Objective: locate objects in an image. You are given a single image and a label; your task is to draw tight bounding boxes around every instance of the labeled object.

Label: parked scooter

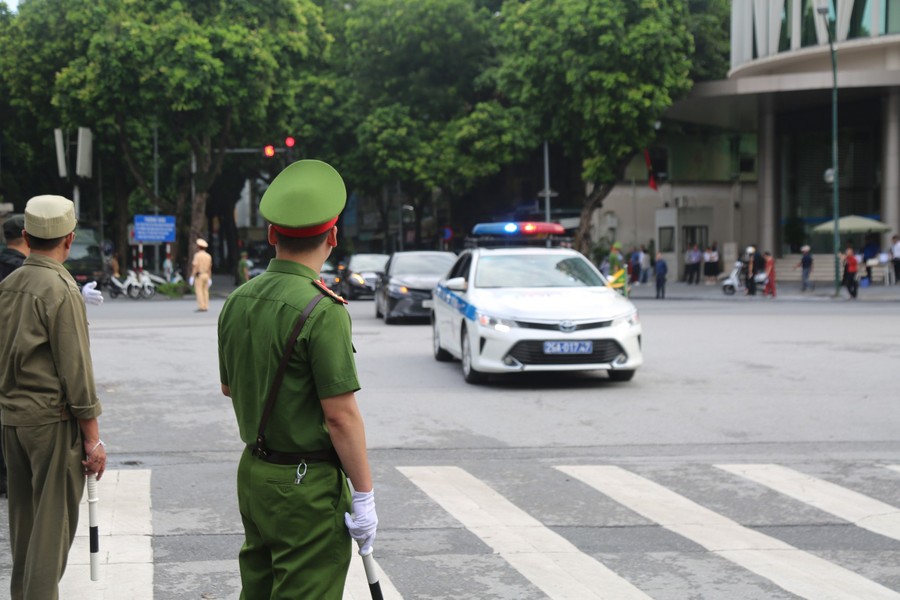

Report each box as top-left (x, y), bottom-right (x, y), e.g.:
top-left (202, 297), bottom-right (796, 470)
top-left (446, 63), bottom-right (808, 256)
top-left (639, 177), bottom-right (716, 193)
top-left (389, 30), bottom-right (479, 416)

top-left (104, 270), bottom-right (141, 299)
top-left (722, 260), bottom-right (766, 295)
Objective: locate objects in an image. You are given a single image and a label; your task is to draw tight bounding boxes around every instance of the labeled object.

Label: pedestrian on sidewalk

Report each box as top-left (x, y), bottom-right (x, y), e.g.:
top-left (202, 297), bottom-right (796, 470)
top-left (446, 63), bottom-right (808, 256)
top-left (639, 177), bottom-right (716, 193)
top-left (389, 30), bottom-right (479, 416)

top-left (0, 196), bottom-right (106, 600)
top-left (654, 252), bottom-right (668, 299)
top-left (796, 245), bottom-right (814, 291)
top-left (841, 246), bottom-right (859, 299)
top-left (762, 251), bottom-right (777, 298)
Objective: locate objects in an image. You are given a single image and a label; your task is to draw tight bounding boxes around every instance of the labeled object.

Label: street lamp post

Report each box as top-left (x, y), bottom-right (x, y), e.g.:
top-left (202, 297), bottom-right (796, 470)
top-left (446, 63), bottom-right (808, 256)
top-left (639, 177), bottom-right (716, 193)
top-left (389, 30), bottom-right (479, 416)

top-left (817, 4), bottom-right (841, 295)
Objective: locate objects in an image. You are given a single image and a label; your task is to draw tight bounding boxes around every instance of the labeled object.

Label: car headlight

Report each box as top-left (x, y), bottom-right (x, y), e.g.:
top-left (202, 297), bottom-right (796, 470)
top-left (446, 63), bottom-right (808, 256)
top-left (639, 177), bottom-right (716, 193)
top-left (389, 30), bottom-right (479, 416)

top-left (476, 311), bottom-right (517, 333)
top-left (350, 273), bottom-right (366, 285)
top-left (611, 310), bottom-right (640, 328)
top-left (388, 282), bottom-right (409, 295)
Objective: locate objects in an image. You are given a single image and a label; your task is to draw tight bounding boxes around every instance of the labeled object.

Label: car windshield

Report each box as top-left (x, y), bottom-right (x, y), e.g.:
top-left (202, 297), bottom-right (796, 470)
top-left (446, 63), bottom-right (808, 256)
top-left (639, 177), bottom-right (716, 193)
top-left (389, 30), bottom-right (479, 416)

top-left (393, 254), bottom-right (455, 276)
top-left (350, 255), bottom-right (388, 271)
top-left (474, 254), bottom-right (605, 288)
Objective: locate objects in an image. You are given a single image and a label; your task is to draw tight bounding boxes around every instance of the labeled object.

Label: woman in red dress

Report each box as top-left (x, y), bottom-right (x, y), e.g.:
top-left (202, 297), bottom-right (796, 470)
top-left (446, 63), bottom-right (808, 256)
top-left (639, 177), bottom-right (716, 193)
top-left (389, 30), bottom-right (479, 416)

top-left (763, 251), bottom-right (776, 297)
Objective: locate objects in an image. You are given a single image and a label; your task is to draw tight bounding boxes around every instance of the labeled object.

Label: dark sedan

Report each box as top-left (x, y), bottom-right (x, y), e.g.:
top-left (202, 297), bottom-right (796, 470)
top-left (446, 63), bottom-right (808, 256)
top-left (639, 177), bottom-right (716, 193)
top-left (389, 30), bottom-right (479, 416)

top-left (336, 253), bottom-right (389, 300)
top-left (374, 251), bottom-right (456, 323)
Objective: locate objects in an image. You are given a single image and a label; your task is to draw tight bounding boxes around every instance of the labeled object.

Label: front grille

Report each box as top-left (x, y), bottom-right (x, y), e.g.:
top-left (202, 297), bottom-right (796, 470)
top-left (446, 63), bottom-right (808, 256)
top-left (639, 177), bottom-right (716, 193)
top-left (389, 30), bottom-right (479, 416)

top-left (507, 339), bottom-right (625, 365)
top-left (516, 320), bottom-right (612, 331)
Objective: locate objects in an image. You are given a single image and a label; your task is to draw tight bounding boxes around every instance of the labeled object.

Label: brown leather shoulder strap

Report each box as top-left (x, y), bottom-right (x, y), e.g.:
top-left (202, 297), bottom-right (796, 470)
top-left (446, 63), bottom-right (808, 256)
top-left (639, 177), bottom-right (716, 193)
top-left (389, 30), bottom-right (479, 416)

top-left (253, 294), bottom-right (327, 457)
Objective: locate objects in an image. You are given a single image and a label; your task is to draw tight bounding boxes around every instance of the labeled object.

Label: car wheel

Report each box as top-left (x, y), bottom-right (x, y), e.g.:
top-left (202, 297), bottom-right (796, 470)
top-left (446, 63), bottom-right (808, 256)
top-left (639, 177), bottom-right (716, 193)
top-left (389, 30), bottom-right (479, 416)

top-left (432, 317), bottom-right (452, 362)
top-left (608, 369), bottom-right (636, 382)
top-left (461, 327), bottom-right (486, 384)
top-left (375, 297), bottom-right (383, 318)
top-left (723, 284), bottom-right (735, 295)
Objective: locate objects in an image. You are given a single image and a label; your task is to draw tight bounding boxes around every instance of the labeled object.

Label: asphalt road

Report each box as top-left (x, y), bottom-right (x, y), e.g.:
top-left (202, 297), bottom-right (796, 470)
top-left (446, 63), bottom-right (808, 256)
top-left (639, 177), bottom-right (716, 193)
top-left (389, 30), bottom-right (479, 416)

top-left (2, 292), bottom-right (899, 599)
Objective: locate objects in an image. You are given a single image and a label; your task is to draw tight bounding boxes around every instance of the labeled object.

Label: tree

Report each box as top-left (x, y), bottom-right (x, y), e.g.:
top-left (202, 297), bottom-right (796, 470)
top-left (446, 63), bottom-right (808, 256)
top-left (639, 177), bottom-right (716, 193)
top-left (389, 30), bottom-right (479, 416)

top-left (30, 0), bottom-right (331, 266)
top-left (338, 0), bottom-right (534, 247)
top-left (495, 0), bottom-right (694, 255)
top-left (687, 0), bottom-right (730, 82)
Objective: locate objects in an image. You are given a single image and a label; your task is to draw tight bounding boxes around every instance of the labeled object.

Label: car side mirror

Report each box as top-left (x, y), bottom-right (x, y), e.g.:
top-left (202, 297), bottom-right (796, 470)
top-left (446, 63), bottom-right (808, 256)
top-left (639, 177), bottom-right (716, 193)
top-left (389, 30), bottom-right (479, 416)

top-left (446, 276), bottom-right (467, 291)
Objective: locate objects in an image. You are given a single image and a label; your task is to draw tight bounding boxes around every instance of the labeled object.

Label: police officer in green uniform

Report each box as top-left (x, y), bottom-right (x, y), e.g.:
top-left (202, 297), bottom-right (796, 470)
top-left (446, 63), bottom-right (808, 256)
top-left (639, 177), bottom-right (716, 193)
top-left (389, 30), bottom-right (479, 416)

top-left (0, 195), bottom-right (107, 600)
top-left (218, 160), bottom-right (377, 600)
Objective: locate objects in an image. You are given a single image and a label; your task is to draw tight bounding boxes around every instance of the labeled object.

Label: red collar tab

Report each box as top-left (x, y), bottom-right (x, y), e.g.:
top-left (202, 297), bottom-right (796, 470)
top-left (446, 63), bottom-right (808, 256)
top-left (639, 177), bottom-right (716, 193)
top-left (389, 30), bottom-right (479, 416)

top-left (272, 216), bottom-right (339, 238)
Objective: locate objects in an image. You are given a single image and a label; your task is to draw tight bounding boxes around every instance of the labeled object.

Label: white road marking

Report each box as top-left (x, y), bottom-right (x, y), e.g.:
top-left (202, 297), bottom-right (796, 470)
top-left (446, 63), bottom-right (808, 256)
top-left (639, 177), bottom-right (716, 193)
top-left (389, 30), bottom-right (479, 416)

top-left (343, 551), bottom-right (403, 599)
top-left (558, 465), bottom-right (900, 600)
top-left (61, 469), bottom-right (154, 600)
top-left (398, 465), bottom-right (651, 600)
top-left (885, 465), bottom-right (900, 475)
top-left (718, 463), bottom-right (900, 542)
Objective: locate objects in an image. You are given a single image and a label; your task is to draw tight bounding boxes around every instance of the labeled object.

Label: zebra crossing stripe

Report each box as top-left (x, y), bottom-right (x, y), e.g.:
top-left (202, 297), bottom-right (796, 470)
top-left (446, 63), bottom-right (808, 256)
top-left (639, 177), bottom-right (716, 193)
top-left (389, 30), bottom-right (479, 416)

top-left (717, 464), bottom-right (900, 542)
top-left (60, 469), bottom-right (154, 599)
top-left (399, 466), bottom-right (651, 600)
top-left (885, 465), bottom-right (900, 475)
top-left (344, 550), bottom-right (403, 600)
top-left (557, 465), bottom-right (900, 600)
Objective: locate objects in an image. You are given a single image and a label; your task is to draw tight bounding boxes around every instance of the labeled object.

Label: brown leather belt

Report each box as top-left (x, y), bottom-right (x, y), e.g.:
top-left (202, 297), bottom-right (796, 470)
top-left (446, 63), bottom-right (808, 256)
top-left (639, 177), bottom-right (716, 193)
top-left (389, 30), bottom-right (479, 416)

top-left (247, 445), bottom-right (338, 466)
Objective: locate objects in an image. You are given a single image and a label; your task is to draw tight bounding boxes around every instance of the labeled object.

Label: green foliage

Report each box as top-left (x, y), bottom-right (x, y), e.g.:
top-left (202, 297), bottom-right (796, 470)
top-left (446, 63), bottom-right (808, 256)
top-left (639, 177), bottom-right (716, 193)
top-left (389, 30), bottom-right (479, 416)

top-left (687, 0), bottom-right (730, 82)
top-left (495, 0), bottom-right (694, 186)
top-left (156, 281), bottom-right (191, 298)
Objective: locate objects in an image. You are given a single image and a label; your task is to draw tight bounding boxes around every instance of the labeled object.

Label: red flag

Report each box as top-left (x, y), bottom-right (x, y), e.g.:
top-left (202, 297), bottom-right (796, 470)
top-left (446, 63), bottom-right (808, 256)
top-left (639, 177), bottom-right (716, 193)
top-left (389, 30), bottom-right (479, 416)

top-left (644, 149), bottom-right (658, 191)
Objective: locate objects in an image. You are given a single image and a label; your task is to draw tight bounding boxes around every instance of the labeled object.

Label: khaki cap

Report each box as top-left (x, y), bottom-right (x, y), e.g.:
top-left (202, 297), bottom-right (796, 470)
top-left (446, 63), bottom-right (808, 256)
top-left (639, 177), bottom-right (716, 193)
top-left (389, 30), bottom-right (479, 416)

top-left (260, 160), bottom-right (346, 237)
top-left (196, 239), bottom-right (209, 248)
top-left (25, 195), bottom-right (77, 239)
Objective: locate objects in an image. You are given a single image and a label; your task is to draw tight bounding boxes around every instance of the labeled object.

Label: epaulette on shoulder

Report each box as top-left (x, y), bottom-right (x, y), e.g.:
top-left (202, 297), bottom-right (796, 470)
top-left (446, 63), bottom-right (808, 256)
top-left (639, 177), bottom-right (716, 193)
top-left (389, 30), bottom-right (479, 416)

top-left (312, 279), bottom-right (348, 304)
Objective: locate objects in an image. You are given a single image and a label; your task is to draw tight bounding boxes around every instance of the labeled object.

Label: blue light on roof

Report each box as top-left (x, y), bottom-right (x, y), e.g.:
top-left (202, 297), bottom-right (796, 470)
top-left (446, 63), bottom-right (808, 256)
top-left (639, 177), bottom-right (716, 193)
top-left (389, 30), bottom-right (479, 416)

top-left (503, 222), bottom-right (518, 233)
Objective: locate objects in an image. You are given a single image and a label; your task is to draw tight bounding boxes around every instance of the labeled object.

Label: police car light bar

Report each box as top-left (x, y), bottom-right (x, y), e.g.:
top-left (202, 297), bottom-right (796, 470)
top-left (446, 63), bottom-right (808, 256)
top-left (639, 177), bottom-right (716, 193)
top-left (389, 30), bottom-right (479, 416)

top-left (471, 222), bottom-right (566, 236)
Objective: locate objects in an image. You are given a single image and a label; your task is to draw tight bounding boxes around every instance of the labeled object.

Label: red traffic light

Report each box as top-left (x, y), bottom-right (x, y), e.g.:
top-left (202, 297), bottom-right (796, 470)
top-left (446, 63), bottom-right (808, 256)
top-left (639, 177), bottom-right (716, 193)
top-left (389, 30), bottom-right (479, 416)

top-left (263, 145), bottom-right (276, 157)
top-left (284, 136), bottom-right (296, 148)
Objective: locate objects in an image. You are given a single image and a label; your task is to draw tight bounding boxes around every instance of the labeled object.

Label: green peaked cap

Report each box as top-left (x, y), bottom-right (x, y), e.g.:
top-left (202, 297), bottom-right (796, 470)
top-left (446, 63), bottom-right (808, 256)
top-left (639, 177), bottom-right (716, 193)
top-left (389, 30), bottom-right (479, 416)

top-left (259, 160), bottom-right (347, 229)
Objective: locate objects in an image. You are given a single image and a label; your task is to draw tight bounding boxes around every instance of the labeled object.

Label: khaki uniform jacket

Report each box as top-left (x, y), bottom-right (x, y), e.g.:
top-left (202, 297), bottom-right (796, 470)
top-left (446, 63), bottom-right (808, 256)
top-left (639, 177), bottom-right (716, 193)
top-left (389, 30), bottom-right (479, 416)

top-left (0, 254), bottom-right (102, 426)
top-left (192, 250), bottom-right (212, 278)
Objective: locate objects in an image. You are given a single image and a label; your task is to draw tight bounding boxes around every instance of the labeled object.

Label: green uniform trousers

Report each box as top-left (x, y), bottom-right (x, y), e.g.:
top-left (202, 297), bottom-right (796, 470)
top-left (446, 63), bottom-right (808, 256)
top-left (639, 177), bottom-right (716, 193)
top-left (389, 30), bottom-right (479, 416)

top-left (2, 420), bottom-right (84, 600)
top-left (237, 449), bottom-right (352, 600)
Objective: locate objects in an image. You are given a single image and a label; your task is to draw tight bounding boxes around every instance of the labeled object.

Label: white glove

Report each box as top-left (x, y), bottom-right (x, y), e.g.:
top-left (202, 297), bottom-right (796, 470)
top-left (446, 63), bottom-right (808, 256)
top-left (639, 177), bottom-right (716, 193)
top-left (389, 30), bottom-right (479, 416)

top-left (207, 278), bottom-right (212, 288)
top-left (82, 281), bottom-right (104, 306)
top-left (344, 489), bottom-right (377, 555)
top-left (189, 276), bottom-right (195, 286)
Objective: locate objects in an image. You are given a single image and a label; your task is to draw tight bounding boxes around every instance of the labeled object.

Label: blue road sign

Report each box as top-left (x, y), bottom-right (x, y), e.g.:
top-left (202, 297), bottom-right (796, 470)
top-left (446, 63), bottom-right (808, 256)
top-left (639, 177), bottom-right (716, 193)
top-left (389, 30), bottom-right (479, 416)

top-left (134, 215), bottom-right (176, 243)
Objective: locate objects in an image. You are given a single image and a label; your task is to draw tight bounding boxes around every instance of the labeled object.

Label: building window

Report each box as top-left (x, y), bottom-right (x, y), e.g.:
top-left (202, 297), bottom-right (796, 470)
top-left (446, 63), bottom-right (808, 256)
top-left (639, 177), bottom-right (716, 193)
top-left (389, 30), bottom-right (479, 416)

top-left (886, 0), bottom-right (900, 33)
top-left (681, 226), bottom-right (709, 253)
top-left (658, 227), bottom-right (674, 253)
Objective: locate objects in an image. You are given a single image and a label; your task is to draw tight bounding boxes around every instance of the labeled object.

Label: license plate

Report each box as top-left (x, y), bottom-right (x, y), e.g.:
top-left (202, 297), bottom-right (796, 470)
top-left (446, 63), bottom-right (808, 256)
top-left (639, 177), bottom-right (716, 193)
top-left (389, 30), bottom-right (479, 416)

top-left (543, 341), bottom-right (593, 354)
top-left (422, 299), bottom-right (433, 308)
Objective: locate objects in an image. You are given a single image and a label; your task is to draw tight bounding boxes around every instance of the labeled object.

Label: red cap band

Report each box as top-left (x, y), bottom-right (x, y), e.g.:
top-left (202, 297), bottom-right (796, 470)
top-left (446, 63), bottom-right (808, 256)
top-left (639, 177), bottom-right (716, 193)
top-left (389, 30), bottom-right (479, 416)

top-left (271, 216), bottom-right (338, 238)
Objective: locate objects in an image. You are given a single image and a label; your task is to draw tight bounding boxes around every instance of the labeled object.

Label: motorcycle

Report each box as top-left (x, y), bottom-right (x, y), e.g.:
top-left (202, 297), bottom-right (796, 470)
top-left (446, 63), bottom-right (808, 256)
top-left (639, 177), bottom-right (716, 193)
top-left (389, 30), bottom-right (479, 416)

top-left (722, 260), bottom-right (767, 295)
top-left (104, 270), bottom-right (141, 299)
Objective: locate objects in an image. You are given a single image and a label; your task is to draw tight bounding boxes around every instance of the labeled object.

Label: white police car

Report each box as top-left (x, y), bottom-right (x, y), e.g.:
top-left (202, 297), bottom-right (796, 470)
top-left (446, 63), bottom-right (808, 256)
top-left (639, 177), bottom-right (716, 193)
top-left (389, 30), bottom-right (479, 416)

top-left (431, 222), bottom-right (642, 384)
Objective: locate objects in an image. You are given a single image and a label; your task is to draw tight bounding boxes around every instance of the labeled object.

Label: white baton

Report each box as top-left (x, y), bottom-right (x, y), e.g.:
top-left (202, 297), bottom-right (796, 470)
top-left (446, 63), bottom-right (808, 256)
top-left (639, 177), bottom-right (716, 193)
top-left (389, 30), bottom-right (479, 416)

top-left (87, 474), bottom-right (100, 581)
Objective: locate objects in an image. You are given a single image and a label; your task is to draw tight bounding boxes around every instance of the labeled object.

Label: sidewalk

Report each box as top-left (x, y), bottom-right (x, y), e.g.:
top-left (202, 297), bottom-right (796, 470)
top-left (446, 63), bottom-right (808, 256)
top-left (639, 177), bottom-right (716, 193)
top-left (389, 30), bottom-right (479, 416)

top-left (203, 276), bottom-right (900, 303)
top-left (627, 278), bottom-right (900, 302)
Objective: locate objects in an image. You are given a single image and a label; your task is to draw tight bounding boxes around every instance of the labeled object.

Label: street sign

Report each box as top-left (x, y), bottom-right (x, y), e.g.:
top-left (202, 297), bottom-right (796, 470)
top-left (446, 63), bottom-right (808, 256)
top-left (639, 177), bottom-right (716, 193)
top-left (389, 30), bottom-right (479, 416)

top-left (133, 215), bottom-right (176, 243)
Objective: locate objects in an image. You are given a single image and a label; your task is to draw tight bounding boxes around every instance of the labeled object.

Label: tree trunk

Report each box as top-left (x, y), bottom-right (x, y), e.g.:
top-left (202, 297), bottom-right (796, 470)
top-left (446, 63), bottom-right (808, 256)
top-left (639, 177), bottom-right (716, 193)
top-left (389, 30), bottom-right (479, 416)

top-left (574, 183), bottom-right (613, 259)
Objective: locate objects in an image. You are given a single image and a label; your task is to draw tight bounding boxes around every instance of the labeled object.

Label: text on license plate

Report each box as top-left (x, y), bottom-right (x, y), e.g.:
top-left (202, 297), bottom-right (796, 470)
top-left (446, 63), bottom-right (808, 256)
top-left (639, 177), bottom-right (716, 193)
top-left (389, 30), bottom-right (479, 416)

top-left (543, 341), bottom-right (593, 354)
top-left (422, 299), bottom-right (434, 308)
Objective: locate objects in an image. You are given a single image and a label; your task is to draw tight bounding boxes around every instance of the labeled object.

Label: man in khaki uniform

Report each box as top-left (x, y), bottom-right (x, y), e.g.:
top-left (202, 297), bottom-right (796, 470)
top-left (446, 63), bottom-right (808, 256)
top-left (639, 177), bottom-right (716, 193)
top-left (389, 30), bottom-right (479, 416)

top-left (0, 195), bottom-right (107, 600)
top-left (191, 238), bottom-right (213, 311)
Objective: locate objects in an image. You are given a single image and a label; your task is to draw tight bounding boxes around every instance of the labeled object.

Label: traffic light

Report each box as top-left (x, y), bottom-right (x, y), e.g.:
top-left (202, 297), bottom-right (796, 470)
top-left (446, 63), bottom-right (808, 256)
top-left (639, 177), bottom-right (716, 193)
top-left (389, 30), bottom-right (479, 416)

top-left (263, 144), bottom-right (276, 157)
top-left (284, 136), bottom-right (296, 148)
